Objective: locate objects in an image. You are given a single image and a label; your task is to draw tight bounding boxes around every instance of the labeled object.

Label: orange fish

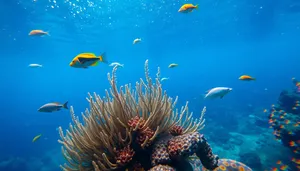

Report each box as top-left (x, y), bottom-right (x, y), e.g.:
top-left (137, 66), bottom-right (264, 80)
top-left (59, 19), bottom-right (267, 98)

top-left (272, 167), bottom-right (278, 171)
top-left (239, 75), bottom-right (256, 81)
top-left (178, 4), bottom-right (198, 13)
top-left (29, 30), bottom-right (49, 36)
top-left (284, 120), bottom-right (290, 124)
top-left (279, 165), bottom-right (288, 170)
top-left (292, 158), bottom-right (300, 164)
top-left (279, 125), bottom-right (285, 129)
top-left (276, 160), bottom-right (282, 165)
top-left (289, 141), bottom-right (296, 147)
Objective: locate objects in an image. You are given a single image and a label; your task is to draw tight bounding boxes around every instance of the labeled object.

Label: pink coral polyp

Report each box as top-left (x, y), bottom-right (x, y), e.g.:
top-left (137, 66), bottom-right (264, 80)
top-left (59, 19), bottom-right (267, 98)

top-left (169, 125), bottom-right (184, 136)
top-left (116, 146), bottom-right (135, 166)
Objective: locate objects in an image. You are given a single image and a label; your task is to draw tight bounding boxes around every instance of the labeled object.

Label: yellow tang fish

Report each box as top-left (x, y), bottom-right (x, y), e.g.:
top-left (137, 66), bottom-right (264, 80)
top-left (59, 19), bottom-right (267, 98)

top-left (178, 4), bottom-right (198, 13)
top-left (70, 53), bottom-right (107, 69)
top-left (32, 134), bottom-right (42, 143)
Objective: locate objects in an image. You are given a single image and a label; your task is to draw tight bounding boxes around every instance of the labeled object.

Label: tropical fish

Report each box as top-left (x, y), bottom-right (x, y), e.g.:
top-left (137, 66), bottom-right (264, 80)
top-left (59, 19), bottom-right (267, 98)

top-left (201, 159), bottom-right (252, 171)
top-left (109, 62), bottom-right (124, 68)
top-left (279, 165), bottom-right (289, 170)
top-left (292, 158), bottom-right (300, 164)
top-left (32, 134), bottom-right (42, 142)
top-left (178, 4), bottom-right (198, 13)
top-left (168, 63), bottom-right (178, 68)
top-left (38, 101), bottom-right (68, 112)
top-left (204, 87), bottom-right (232, 99)
top-left (70, 53), bottom-right (107, 69)
top-left (29, 30), bottom-right (49, 36)
top-left (239, 75), bottom-right (256, 81)
top-left (28, 63), bottom-right (42, 68)
top-left (133, 38), bottom-right (141, 44)
top-left (161, 77), bottom-right (170, 82)
top-left (289, 141), bottom-right (296, 147)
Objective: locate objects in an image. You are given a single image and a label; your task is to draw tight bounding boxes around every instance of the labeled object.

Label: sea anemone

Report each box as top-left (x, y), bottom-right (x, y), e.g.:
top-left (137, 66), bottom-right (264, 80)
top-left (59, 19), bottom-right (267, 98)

top-left (58, 60), bottom-right (218, 171)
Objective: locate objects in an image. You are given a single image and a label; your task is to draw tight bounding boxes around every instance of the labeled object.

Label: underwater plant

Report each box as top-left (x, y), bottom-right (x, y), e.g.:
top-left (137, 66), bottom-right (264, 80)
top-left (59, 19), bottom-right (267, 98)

top-left (58, 60), bottom-right (219, 171)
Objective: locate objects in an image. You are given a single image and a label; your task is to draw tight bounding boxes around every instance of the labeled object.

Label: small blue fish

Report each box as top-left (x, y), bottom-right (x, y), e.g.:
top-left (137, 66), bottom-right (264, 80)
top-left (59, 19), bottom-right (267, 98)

top-left (38, 101), bottom-right (68, 112)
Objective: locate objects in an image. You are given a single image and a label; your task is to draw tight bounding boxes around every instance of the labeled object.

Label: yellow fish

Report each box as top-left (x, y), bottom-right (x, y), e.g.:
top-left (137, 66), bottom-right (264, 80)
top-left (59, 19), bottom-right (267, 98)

top-left (32, 134), bottom-right (42, 142)
top-left (168, 63), bottom-right (178, 68)
top-left (239, 75), bottom-right (256, 81)
top-left (178, 4), bottom-right (198, 13)
top-left (70, 53), bottom-right (107, 68)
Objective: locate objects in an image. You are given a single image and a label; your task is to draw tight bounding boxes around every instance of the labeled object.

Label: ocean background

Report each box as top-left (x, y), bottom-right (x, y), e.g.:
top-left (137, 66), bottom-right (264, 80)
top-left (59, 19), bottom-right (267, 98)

top-left (1, 0), bottom-right (300, 170)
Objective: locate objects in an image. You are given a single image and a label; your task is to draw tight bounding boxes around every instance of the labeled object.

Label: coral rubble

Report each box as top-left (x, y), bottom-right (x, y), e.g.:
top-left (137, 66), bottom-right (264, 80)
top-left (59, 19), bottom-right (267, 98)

top-left (58, 60), bottom-right (218, 171)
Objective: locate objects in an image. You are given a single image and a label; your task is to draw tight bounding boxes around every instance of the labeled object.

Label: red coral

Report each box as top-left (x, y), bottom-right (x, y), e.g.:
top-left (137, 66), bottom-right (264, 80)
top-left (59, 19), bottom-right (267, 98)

top-left (128, 116), bottom-right (145, 130)
top-left (169, 125), bottom-right (184, 136)
top-left (115, 146), bottom-right (135, 166)
top-left (136, 127), bottom-right (155, 147)
top-left (128, 116), bottom-right (156, 147)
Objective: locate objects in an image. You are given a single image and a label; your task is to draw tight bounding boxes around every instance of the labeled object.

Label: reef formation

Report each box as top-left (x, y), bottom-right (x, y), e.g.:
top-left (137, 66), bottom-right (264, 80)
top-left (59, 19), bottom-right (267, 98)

top-left (58, 60), bottom-right (219, 171)
top-left (268, 78), bottom-right (300, 170)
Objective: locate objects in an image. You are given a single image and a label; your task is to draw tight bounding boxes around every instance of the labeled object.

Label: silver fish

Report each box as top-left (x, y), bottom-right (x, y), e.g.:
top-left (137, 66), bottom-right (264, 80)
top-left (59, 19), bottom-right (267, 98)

top-left (109, 62), bottom-right (124, 68)
top-left (161, 77), bottom-right (170, 82)
top-left (29, 63), bottom-right (43, 68)
top-left (38, 101), bottom-right (68, 112)
top-left (204, 87), bottom-right (232, 99)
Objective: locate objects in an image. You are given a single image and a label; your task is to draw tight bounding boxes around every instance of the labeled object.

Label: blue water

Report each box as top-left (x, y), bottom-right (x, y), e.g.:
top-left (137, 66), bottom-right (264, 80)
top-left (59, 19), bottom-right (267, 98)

top-left (1, 0), bottom-right (300, 170)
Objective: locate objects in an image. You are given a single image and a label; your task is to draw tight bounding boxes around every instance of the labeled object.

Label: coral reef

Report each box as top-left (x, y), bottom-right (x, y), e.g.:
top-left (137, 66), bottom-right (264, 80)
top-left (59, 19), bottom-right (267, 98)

top-left (191, 158), bottom-right (252, 171)
top-left (58, 60), bottom-right (218, 171)
top-left (267, 78), bottom-right (300, 170)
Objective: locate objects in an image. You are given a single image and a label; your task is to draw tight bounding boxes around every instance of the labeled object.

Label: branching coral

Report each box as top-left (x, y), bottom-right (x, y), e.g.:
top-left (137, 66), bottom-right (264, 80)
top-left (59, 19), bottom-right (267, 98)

top-left (58, 60), bottom-right (217, 171)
